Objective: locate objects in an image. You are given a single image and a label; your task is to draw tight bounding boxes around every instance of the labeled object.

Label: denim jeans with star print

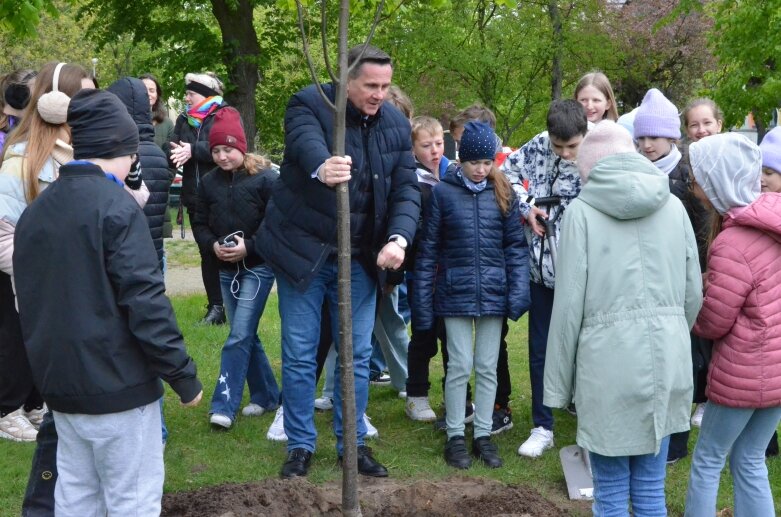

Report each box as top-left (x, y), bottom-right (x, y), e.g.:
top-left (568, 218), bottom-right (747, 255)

top-left (209, 265), bottom-right (279, 421)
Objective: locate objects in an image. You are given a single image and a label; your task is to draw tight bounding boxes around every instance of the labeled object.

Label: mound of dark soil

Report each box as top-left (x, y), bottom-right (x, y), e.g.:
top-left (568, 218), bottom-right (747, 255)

top-left (162, 476), bottom-right (569, 516)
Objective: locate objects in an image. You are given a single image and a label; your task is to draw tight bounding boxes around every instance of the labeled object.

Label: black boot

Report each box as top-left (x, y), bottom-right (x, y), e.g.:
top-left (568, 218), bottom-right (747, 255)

top-left (201, 304), bottom-right (226, 325)
top-left (472, 436), bottom-right (502, 468)
top-left (444, 436), bottom-right (471, 469)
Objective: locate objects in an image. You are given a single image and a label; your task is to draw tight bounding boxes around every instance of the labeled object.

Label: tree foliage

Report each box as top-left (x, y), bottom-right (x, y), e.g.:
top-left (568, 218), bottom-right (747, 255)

top-left (0, 0), bottom-right (60, 38)
top-left (707, 0), bottom-right (781, 136)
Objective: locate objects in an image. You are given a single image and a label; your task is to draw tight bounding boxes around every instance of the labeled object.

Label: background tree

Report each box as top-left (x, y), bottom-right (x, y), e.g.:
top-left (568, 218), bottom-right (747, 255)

top-left (606, 0), bottom-right (715, 111)
top-left (0, 0), bottom-right (60, 37)
top-left (706, 0), bottom-right (781, 141)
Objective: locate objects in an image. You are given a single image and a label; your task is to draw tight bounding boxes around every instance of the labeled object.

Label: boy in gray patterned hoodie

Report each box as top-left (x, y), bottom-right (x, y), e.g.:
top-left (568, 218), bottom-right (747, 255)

top-left (500, 99), bottom-right (587, 458)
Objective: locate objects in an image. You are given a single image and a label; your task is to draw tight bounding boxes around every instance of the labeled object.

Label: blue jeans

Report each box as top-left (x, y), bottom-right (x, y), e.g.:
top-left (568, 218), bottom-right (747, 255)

top-left (277, 257), bottom-right (377, 455)
top-left (685, 403), bottom-right (781, 517)
top-left (589, 436), bottom-right (670, 517)
top-left (210, 265), bottom-right (279, 420)
top-left (372, 285), bottom-right (409, 392)
top-left (529, 281), bottom-right (554, 430)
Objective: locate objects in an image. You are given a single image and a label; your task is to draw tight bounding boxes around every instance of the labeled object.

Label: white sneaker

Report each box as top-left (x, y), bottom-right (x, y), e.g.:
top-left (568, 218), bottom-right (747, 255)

top-left (398, 391), bottom-right (407, 399)
top-left (0, 409), bottom-right (37, 442)
top-left (517, 427), bottom-right (554, 458)
top-left (691, 403), bottom-right (706, 428)
top-left (314, 396), bottom-right (333, 411)
top-left (364, 414), bottom-right (379, 439)
top-left (267, 406), bottom-right (287, 441)
top-left (23, 405), bottom-right (46, 430)
top-left (241, 403), bottom-right (266, 417)
top-left (209, 413), bottom-right (232, 429)
top-left (405, 396), bottom-right (437, 422)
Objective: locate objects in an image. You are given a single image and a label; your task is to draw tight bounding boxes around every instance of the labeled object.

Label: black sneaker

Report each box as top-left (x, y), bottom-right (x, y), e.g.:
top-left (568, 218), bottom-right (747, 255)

top-left (472, 436), bottom-right (503, 468)
top-left (369, 372), bottom-right (391, 386)
top-left (280, 448), bottom-right (312, 479)
top-left (491, 405), bottom-right (513, 435)
top-left (338, 445), bottom-right (388, 477)
top-left (434, 402), bottom-right (475, 432)
top-left (444, 436), bottom-right (472, 469)
top-left (201, 304), bottom-right (226, 325)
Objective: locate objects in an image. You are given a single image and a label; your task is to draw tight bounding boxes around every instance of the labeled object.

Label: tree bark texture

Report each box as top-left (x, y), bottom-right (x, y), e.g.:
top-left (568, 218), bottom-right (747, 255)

top-left (548, 1), bottom-right (563, 101)
top-left (211, 0), bottom-right (261, 151)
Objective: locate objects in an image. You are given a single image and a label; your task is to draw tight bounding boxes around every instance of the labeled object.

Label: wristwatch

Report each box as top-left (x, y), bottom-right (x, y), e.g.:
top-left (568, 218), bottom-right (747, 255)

top-left (388, 235), bottom-right (408, 250)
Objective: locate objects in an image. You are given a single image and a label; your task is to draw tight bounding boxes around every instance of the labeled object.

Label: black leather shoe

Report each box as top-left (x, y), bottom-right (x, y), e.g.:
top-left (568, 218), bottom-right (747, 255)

top-left (444, 436), bottom-right (472, 469)
top-left (472, 436), bottom-right (502, 468)
top-left (201, 304), bottom-right (226, 325)
top-left (338, 445), bottom-right (389, 477)
top-left (280, 448), bottom-right (312, 479)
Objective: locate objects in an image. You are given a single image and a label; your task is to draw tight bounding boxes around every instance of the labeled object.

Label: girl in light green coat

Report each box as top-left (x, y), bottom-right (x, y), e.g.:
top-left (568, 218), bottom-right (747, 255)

top-left (543, 121), bottom-right (703, 515)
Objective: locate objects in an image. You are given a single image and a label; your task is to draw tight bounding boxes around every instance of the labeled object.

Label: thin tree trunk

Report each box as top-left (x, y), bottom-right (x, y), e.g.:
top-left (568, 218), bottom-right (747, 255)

top-left (211, 0), bottom-right (261, 151)
top-left (334, 2), bottom-right (361, 513)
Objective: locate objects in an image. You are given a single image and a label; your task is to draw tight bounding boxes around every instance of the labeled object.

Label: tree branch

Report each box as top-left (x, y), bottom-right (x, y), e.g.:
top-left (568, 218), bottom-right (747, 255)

top-left (296, 0), bottom-right (335, 111)
top-left (321, 0), bottom-right (337, 84)
top-left (347, 0), bottom-right (386, 77)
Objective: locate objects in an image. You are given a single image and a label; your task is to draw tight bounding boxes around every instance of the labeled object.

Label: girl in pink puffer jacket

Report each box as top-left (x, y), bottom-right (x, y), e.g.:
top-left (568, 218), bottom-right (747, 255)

top-left (684, 133), bottom-right (781, 517)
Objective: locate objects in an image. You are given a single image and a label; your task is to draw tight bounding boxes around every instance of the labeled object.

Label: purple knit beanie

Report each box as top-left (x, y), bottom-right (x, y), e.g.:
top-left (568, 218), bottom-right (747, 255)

top-left (633, 88), bottom-right (681, 140)
top-left (760, 126), bottom-right (781, 174)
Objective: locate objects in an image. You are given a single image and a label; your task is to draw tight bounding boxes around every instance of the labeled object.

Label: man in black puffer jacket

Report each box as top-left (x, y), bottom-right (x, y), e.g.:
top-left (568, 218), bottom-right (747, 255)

top-left (108, 77), bottom-right (174, 271)
top-left (257, 45), bottom-right (419, 480)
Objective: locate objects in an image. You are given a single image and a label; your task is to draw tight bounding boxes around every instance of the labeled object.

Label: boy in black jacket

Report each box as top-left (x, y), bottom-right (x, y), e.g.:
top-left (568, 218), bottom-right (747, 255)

top-left (13, 89), bottom-right (202, 516)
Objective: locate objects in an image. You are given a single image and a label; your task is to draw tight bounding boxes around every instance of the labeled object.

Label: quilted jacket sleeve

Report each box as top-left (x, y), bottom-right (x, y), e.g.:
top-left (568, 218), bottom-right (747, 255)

top-left (384, 124), bottom-right (420, 244)
top-left (504, 198), bottom-right (530, 320)
top-left (693, 236), bottom-right (752, 340)
top-left (543, 204), bottom-right (587, 408)
top-left (284, 90), bottom-right (332, 179)
top-left (412, 187), bottom-right (443, 330)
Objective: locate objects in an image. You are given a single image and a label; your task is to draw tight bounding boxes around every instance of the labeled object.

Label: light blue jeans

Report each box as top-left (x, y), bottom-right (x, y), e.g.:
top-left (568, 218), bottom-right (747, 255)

top-left (685, 403), bottom-right (781, 517)
top-left (443, 316), bottom-right (502, 439)
top-left (210, 265), bottom-right (279, 420)
top-left (589, 437), bottom-right (669, 517)
top-left (277, 257), bottom-right (376, 454)
top-left (371, 285), bottom-right (409, 392)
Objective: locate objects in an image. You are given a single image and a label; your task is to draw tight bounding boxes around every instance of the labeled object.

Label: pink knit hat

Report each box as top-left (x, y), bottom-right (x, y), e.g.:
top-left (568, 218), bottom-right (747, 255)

top-left (577, 120), bottom-right (637, 181)
top-left (633, 88), bottom-right (681, 140)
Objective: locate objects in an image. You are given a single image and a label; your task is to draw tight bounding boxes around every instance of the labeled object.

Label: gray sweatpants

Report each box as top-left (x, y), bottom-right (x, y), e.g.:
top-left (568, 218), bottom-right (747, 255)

top-left (53, 400), bottom-right (164, 517)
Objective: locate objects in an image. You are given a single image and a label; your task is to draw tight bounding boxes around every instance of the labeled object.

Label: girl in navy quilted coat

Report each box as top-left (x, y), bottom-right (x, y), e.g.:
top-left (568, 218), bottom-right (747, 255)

top-left (191, 107), bottom-right (279, 430)
top-left (414, 121), bottom-right (530, 469)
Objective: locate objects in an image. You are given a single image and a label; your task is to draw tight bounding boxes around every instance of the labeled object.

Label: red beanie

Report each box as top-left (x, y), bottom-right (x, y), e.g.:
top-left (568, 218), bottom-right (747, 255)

top-left (209, 107), bottom-right (247, 154)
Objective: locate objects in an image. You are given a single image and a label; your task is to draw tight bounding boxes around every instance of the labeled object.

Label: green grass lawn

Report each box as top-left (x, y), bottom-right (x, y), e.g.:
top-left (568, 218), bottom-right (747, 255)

top-left (1, 292), bottom-right (780, 515)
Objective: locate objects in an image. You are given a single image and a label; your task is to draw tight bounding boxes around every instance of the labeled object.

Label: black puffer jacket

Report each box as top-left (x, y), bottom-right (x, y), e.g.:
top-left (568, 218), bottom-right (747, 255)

top-left (107, 78), bottom-right (174, 267)
top-left (192, 165), bottom-right (276, 271)
top-left (13, 162), bottom-right (202, 414)
top-left (171, 102), bottom-right (226, 210)
top-left (256, 83), bottom-right (420, 292)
